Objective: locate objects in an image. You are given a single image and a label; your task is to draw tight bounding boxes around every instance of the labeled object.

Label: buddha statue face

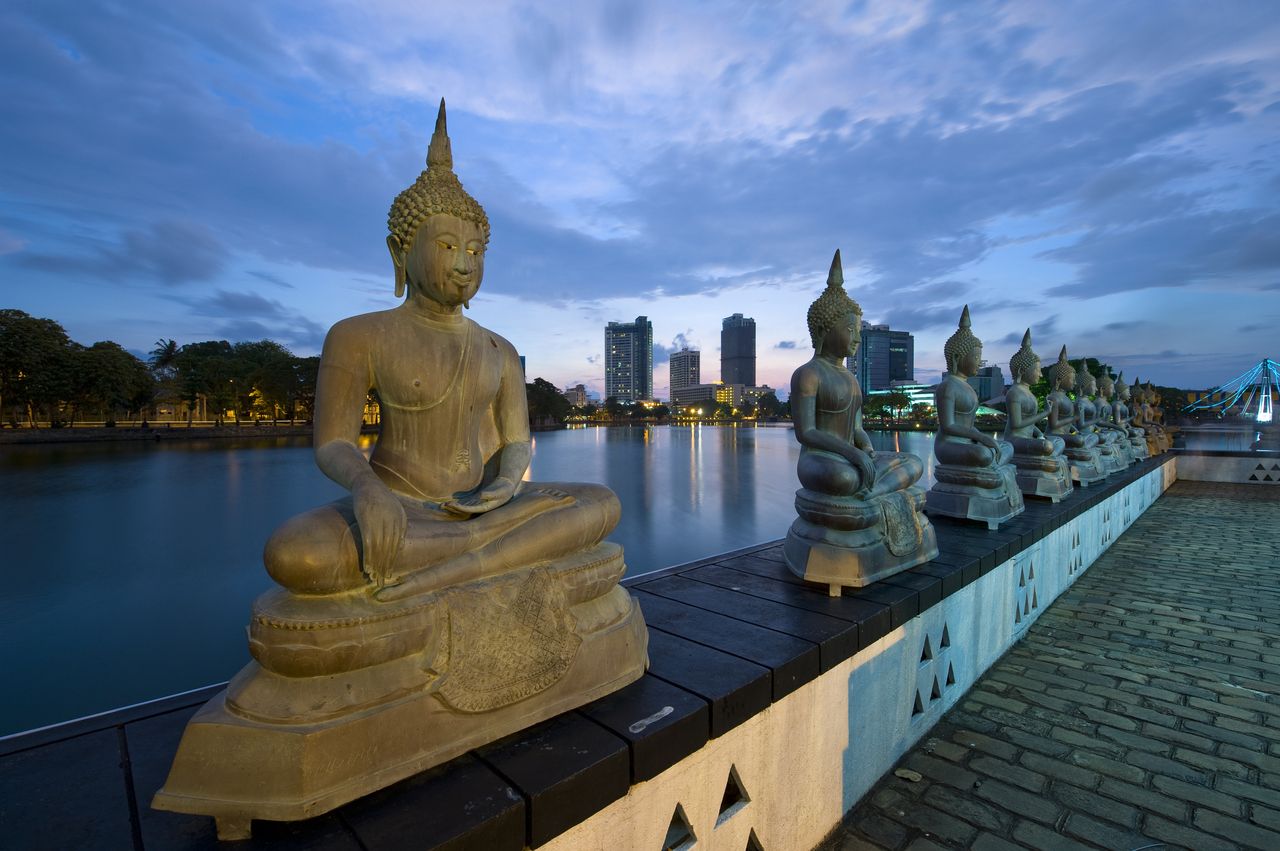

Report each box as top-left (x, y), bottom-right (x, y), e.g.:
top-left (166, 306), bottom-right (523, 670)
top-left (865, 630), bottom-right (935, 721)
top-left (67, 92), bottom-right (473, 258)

top-left (960, 345), bottom-right (983, 377)
top-left (1021, 359), bottom-right (1042, 385)
top-left (822, 311), bottom-right (861, 359)
top-left (394, 214), bottom-right (486, 309)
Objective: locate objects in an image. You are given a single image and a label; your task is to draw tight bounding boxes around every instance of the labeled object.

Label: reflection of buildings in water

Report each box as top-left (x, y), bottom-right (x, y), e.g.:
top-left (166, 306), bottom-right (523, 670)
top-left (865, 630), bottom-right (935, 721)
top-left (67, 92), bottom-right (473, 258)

top-left (718, 426), bottom-right (757, 538)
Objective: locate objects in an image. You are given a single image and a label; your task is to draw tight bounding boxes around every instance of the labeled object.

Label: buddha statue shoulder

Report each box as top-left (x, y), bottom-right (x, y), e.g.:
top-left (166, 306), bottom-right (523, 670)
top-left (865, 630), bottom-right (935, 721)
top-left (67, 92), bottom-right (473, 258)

top-left (1002, 329), bottom-right (1071, 501)
top-left (924, 306), bottom-right (1023, 528)
top-left (783, 250), bottom-right (937, 592)
top-left (154, 100), bottom-right (648, 839)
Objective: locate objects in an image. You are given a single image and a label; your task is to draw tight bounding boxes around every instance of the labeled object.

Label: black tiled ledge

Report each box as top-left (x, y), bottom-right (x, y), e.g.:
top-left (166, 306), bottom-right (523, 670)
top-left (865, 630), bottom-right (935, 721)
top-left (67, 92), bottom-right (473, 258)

top-left (0, 454), bottom-right (1174, 851)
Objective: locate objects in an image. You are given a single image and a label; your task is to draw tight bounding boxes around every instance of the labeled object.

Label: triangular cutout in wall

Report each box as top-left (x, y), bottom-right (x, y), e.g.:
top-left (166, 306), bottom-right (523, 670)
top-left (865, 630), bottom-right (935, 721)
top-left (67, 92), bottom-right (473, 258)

top-left (946, 663), bottom-right (956, 686)
top-left (920, 636), bottom-right (933, 663)
top-left (930, 675), bottom-right (942, 701)
top-left (940, 624), bottom-right (951, 648)
top-left (717, 764), bottom-right (751, 825)
top-left (912, 692), bottom-right (924, 716)
top-left (745, 828), bottom-right (765, 851)
top-left (663, 804), bottom-right (696, 851)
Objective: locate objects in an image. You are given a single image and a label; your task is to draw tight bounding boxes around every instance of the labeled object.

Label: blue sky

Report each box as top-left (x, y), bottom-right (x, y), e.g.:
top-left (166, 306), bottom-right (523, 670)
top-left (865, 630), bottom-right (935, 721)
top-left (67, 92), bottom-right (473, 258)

top-left (2, 1), bottom-right (1278, 400)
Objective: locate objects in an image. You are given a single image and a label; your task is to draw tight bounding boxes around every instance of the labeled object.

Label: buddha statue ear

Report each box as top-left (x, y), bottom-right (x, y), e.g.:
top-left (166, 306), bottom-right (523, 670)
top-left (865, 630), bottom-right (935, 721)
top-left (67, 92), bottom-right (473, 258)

top-left (387, 234), bottom-right (407, 299)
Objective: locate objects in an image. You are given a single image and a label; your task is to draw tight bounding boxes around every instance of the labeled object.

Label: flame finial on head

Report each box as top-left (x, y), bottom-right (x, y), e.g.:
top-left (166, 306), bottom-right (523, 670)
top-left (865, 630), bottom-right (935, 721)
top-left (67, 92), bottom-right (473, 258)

top-left (806, 249), bottom-right (862, 349)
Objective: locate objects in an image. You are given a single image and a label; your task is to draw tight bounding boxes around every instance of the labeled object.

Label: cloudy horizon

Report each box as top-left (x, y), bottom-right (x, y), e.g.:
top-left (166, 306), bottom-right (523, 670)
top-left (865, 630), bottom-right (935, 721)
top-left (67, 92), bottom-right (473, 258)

top-left (3, 1), bottom-right (1278, 400)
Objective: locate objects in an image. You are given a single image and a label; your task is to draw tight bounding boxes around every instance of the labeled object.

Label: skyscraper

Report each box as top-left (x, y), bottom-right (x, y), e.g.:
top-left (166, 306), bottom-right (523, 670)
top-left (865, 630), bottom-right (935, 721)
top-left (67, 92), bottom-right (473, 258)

top-left (604, 316), bottom-right (653, 402)
top-left (669, 348), bottom-right (700, 396)
top-left (847, 322), bottom-right (914, 393)
top-left (721, 313), bottom-right (756, 386)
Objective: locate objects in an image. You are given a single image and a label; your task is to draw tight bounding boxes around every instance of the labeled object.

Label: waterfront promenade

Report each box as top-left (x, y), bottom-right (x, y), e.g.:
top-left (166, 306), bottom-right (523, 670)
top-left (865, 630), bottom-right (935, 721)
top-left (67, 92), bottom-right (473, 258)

top-left (821, 480), bottom-right (1280, 850)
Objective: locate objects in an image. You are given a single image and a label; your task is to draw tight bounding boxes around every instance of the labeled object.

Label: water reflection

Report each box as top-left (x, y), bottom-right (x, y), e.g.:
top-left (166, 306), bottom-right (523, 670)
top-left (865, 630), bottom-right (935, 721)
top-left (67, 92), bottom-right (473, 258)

top-left (0, 426), bottom-right (931, 733)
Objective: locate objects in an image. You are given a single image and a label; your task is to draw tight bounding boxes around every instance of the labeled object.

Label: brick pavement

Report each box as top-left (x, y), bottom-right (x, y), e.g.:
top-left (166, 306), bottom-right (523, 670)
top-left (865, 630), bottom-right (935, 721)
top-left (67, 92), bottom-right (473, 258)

top-left (819, 480), bottom-right (1280, 851)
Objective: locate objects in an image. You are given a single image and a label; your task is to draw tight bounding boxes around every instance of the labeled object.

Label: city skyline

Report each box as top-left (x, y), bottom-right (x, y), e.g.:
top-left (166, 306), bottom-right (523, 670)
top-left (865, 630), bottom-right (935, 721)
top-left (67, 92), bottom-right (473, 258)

top-left (2, 3), bottom-right (1278, 400)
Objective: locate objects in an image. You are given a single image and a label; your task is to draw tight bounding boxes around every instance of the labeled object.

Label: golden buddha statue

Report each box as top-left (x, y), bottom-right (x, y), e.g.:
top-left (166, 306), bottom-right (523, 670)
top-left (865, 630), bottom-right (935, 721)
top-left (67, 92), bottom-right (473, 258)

top-left (924, 306), bottom-right (1024, 528)
top-left (1046, 347), bottom-right (1106, 486)
top-left (1114, 373), bottom-right (1150, 460)
top-left (1144, 382), bottom-right (1174, 451)
top-left (784, 250), bottom-right (937, 594)
top-left (154, 101), bottom-right (648, 839)
top-left (1002, 329), bottom-right (1072, 501)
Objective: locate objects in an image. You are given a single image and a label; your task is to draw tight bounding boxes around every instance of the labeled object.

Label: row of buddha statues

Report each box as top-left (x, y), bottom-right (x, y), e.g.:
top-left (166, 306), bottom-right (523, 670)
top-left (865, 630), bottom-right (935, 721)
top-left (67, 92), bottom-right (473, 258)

top-left (782, 252), bottom-right (1172, 594)
top-left (157, 101), bottom-right (1175, 839)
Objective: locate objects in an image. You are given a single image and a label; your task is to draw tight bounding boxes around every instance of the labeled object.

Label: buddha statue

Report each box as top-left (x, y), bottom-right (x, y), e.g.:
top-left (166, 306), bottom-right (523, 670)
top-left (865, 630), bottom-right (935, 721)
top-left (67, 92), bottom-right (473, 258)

top-left (1093, 373), bottom-right (1134, 470)
top-left (154, 101), bottom-right (648, 840)
top-left (1145, 382), bottom-right (1175, 451)
top-left (1075, 370), bottom-right (1123, 475)
top-left (1114, 373), bottom-right (1149, 460)
top-left (784, 250), bottom-right (937, 594)
top-left (925, 306), bottom-right (1024, 528)
top-left (1131, 378), bottom-right (1165, 455)
top-left (1002, 329), bottom-right (1072, 501)
top-left (1046, 346), bottom-right (1106, 486)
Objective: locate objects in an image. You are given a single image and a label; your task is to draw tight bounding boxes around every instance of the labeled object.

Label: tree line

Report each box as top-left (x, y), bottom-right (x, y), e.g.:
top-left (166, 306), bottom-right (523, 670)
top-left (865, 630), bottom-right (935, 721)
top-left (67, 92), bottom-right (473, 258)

top-left (1, 309), bottom-right (319, 428)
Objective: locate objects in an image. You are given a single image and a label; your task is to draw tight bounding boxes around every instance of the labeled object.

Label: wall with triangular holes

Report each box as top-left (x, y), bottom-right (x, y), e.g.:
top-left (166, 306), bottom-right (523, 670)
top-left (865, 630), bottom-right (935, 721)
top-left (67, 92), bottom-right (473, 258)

top-left (1175, 450), bottom-right (1280, 484)
top-left (543, 461), bottom-right (1177, 851)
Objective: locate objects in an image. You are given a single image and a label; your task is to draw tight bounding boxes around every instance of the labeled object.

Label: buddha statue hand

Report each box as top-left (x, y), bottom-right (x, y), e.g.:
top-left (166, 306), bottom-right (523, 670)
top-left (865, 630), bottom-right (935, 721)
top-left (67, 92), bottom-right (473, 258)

top-left (352, 478), bottom-right (408, 588)
top-left (849, 447), bottom-right (878, 494)
top-left (442, 476), bottom-right (518, 516)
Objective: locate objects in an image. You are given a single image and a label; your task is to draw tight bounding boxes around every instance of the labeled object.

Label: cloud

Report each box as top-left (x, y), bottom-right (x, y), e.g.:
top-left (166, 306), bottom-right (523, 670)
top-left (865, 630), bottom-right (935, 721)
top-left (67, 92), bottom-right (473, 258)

top-left (246, 270), bottom-right (294, 289)
top-left (995, 314), bottom-right (1058, 347)
top-left (652, 330), bottom-right (695, 366)
top-left (775, 340), bottom-right (798, 349)
top-left (178, 289), bottom-right (327, 351)
top-left (16, 221), bottom-right (229, 284)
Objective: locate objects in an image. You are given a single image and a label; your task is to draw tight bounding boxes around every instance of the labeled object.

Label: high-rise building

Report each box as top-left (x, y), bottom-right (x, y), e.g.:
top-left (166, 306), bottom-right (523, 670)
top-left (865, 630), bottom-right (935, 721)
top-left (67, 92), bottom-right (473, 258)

top-left (846, 322), bottom-right (914, 393)
top-left (604, 316), bottom-right (653, 402)
top-left (669, 348), bottom-right (700, 396)
top-left (721, 314), bottom-right (756, 386)
top-left (967, 365), bottom-right (1006, 403)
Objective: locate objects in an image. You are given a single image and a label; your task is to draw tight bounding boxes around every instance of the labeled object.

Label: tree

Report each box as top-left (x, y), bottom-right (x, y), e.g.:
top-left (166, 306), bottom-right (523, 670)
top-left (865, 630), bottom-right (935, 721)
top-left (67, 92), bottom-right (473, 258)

top-left (74, 342), bottom-right (154, 424)
top-left (294, 356), bottom-right (320, 422)
top-left (0, 309), bottom-right (76, 427)
top-left (882, 390), bottom-right (911, 423)
top-left (603, 396), bottom-right (624, 420)
top-left (910, 402), bottom-right (934, 422)
top-left (757, 391), bottom-right (785, 418)
top-left (234, 340), bottom-right (297, 420)
top-left (526, 377), bottom-right (571, 426)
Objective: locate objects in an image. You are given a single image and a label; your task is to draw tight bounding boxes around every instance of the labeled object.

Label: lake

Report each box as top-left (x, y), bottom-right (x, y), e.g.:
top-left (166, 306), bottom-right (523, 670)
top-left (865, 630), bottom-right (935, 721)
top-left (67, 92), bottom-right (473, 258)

top-left (0, 425), bottom-right (940, 735)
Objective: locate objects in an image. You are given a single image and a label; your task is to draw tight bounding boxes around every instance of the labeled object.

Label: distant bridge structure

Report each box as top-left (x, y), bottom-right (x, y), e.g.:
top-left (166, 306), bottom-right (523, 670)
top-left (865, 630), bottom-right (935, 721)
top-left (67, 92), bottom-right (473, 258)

top-left (1184, 358), bottom-right (1279, 423)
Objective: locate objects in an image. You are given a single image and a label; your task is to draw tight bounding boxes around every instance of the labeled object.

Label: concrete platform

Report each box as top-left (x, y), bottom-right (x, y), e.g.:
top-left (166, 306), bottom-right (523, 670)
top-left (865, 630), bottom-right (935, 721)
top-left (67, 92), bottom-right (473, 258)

top-left (819, 480), bottom-right (1280, 851)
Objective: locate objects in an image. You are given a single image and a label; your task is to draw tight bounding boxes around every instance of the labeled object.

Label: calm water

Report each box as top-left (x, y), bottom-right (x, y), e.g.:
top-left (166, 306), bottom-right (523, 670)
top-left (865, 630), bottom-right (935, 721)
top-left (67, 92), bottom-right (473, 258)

top-left (0, 426), bottom-right (934, 735)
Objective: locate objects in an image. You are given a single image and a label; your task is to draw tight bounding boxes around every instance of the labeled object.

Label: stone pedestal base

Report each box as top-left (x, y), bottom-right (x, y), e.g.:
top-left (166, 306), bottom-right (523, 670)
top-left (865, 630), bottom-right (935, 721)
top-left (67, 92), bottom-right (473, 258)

top-left (926, 463), bottom-right (1025, 529)
top-left (784, 486), bottom-right (937, 592)
top-left (1067, 447), bottom-right (1107, 486)
top-left (1010, 453), bottom-right (1073, 502)
top-left (1128, 434), bottom-right (1149, 460)
top-left (153, 545), bottom-right (648, 839)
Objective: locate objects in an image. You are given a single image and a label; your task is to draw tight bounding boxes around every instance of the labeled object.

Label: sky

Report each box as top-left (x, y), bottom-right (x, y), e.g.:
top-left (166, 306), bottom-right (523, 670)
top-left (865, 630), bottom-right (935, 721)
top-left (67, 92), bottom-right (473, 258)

top-left (2, 1), bottom-right (1278, 401)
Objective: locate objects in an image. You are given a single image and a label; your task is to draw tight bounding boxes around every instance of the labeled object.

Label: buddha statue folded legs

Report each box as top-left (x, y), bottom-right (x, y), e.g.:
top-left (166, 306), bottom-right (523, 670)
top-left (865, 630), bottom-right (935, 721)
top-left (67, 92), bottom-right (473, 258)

top-left (783, 251), bottom-right (937, 593)
top-left (925, 307), bottom-right (1025, 529)
top-left (1002, 330), bottom-right (1073, 501)
top-left (153, 102), bottom-right (647, 840)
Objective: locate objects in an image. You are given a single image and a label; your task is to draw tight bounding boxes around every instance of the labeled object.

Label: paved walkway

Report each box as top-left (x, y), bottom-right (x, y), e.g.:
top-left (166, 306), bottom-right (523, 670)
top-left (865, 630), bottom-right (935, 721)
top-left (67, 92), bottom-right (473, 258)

top-left (820, 480), bottom-right (1280, 851)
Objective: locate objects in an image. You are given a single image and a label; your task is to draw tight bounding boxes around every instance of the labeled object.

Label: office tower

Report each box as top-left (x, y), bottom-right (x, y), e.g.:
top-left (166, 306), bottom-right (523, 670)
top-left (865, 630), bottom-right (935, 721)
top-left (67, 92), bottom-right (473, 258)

top-left (847, 323), bottom-right (914, 393)
top-left (604, 316), bottom-right (653, 402)
top-left (669, 348), bottom-right (701, 396)
top-left (721, 314), bottom-right (756, 386)
top-left (966, 365), bottom-right (1006, 403)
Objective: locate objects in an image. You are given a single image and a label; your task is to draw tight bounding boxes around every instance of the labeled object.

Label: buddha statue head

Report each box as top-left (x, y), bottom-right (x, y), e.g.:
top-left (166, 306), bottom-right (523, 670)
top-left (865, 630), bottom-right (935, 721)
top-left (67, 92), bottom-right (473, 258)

top-left (1097, 373), bottom-right (1115, 400)
top-left (386, 99), bottom-right (491, 302)
top-left (1075, 369), bottom-right (1097, 398)
top-left (807, 249), bottom-right (862, 356)
top-left (1009, 329), bottom-right (1041, 385)
top-left (1116, 372), bottom-right (1130, 401)
top-left (943, 305), bottom-right (983, 376)
top-left (1047, 346), bottom-right (1075, 392)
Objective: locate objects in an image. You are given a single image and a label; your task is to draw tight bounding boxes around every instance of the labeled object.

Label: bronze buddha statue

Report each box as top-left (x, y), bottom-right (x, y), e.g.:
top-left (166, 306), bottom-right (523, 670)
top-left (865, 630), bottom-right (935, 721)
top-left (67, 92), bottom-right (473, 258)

top-left (924, 306), bottom-right (1024, 528)
top-left (1002, 329), bottom-right (1072, 501)
top-left (154, 101), bottom-right (648, 839)
top-left (783, 250), bottom-right (937, 593)
top-left (1114, 373), bottom-right (1149, 460)
top-left (1046, 346), bottom-right (1106, 486)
